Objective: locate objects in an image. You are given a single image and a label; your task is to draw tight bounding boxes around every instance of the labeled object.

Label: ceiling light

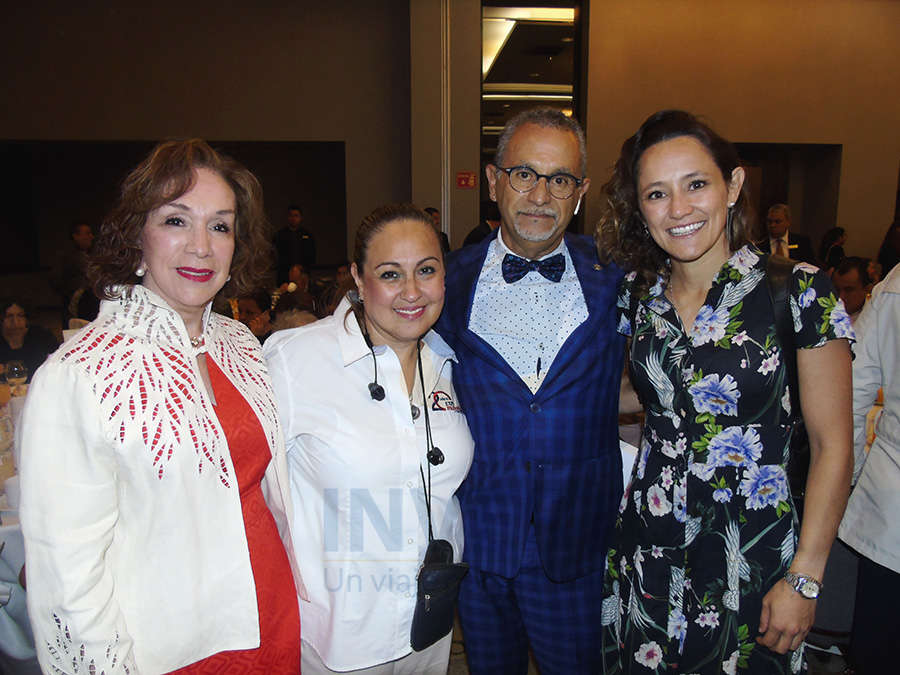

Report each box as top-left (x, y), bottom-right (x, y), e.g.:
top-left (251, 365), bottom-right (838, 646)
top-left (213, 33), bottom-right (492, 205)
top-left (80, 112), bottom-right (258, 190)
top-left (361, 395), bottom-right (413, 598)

top-left (483, 8), bottom-right (575, 22)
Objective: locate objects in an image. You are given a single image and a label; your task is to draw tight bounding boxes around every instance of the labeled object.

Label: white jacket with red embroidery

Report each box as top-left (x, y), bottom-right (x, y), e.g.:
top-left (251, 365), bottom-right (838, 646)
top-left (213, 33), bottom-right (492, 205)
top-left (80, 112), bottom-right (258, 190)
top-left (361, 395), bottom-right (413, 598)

top-left (19, 285), bottom-right (307, 674)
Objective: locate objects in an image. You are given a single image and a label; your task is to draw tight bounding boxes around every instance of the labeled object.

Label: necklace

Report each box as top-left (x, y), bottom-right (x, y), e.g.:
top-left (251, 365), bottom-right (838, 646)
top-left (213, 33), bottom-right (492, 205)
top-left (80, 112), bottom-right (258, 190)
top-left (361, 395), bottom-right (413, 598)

top-left (404, 344), bottom-right (424, 420)
top-left (408, 366), bottom-right (421, 420)
top-left (409, 385), bottom-right (420, 421)
top-left (190, 334), bottom-right (205, 349)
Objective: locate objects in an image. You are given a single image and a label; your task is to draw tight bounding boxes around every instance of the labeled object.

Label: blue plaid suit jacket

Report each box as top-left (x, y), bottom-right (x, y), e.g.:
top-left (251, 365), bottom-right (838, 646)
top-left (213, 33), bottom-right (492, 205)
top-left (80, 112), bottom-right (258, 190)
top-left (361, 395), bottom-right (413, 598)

top-left (437, 231), bottom-right (624, 582)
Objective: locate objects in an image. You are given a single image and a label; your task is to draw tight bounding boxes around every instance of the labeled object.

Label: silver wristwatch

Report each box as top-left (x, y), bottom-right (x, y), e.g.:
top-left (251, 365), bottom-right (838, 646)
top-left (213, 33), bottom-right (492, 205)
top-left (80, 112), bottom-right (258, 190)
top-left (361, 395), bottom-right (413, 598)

top-left (784, 571), bottom-right (822, 599)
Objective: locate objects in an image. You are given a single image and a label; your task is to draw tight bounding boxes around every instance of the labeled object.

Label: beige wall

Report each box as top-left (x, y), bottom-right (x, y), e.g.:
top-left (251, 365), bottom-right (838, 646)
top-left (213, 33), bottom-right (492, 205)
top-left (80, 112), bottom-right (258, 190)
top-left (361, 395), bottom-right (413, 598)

top-left (585, 0), bottom-right (900, 258)
top-left (1, 1), bottom-right (412, 257)
top-left (410, 0), bottom-right (445, 221)
top-left (410, 0), bottom-right (481, 249)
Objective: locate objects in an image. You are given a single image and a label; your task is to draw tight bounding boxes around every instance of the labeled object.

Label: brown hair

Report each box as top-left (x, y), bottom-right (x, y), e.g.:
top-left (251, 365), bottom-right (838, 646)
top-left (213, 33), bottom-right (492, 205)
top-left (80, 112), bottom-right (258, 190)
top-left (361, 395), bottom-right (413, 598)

top-left (1, 298), bottom-right (30, 320)
top-left (595, 110), bottom-right (758, 297)
top-left (88, 139), bottom-right (272, 300)
top-left (345, 203), bottom-right (439, 329)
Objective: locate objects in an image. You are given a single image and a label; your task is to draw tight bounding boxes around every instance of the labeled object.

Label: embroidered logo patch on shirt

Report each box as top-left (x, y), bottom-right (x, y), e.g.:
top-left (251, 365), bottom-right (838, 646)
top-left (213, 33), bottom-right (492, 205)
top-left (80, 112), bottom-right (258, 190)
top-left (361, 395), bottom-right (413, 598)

top-left (430, 390), bottom-right (461, 412)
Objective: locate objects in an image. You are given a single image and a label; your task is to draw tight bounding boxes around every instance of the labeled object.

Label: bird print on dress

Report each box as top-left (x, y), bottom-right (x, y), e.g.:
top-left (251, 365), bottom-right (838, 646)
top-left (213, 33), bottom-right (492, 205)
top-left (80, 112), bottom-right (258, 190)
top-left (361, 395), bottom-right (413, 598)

top-left (601, 246), bottom-right (854, 674)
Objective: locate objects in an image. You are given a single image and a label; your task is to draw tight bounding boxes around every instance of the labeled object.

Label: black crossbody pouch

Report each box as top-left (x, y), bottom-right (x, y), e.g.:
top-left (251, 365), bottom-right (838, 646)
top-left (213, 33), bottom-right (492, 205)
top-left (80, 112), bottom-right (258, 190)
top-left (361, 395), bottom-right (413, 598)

top-left (409, 343), bottom-right (469, 651)
top-left (411, 538), bottom-right (469, 651)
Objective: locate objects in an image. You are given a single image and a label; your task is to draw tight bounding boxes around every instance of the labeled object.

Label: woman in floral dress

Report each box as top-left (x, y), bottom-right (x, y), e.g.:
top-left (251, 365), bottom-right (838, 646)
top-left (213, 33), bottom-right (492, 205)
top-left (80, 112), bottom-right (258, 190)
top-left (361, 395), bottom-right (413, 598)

top-left (595, 110), bottom-right (854, 674)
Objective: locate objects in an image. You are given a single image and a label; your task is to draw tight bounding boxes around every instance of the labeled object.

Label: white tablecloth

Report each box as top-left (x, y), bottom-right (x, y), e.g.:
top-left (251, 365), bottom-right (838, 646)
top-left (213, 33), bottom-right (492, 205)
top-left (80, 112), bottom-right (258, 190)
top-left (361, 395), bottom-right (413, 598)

top-left (0, 524), bottom-right (35, 660)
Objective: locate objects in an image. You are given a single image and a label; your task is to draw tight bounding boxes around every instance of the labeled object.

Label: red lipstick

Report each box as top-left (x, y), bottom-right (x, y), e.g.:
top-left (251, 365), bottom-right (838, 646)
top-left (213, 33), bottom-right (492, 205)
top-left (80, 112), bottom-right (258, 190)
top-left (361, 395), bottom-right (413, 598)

top-left (177, 267), bottom-right (215, 282)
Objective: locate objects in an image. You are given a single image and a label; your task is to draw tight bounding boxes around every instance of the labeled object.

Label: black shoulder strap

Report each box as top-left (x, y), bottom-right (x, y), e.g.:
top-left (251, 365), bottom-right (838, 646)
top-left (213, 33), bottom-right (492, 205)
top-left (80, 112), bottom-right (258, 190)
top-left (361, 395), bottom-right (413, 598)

top-left (766, 253), bottom-right (800, 421)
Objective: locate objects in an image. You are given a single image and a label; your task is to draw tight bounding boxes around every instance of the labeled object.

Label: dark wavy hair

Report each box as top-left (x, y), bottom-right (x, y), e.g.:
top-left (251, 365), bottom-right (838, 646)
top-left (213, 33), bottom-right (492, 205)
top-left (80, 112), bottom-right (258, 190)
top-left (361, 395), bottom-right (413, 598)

top-left (88, 139), bottom-right (272, 300)
top-left (1, 298), bottom-right (30, 320)
top-left (595, 110), bottom-right (758, 297)
top-left (345, 203), bottom-right (439, 330)
top-left (819, 226), bottom-right (846, 265)
top-left (835, 256), bottom-right (872, 287)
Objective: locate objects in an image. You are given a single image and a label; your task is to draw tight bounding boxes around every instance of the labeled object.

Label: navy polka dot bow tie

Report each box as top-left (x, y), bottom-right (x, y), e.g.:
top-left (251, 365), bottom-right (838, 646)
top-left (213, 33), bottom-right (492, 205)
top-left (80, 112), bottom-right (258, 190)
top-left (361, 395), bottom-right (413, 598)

top-left (501, 252), bottom-right (566, 283)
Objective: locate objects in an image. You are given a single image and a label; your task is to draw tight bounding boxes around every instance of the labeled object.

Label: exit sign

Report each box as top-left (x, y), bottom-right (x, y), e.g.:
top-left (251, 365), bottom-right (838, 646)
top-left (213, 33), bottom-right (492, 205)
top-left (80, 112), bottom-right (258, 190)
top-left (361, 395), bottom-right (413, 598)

top-left (456, 171), bottom-right (477, 189)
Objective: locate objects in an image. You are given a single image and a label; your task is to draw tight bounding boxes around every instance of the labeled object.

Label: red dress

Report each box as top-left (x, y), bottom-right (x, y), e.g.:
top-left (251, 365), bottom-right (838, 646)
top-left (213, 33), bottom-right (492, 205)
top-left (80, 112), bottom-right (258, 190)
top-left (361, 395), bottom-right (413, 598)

top-left (169, 356), bottom-right (301, 674)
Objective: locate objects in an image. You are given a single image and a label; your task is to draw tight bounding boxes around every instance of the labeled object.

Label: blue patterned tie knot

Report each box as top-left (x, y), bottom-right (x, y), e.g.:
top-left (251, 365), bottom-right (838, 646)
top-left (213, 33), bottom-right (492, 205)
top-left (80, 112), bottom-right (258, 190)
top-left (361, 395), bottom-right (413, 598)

top-left (501, 252), bottom-right (566, 283)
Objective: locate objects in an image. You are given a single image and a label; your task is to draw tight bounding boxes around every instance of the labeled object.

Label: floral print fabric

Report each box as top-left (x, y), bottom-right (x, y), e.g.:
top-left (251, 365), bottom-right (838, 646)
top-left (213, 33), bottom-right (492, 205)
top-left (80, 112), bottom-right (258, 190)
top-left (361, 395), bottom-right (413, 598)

top-left (600, 247), bottom-right (853, 674)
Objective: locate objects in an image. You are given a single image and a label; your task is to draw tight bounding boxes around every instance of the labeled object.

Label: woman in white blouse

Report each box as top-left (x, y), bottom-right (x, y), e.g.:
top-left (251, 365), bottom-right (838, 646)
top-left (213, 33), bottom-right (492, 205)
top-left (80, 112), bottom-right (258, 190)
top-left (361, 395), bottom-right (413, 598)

top-left (264, 204), bottom-right (474, 674)
top-left (19, 140), bottom-right (305, 674)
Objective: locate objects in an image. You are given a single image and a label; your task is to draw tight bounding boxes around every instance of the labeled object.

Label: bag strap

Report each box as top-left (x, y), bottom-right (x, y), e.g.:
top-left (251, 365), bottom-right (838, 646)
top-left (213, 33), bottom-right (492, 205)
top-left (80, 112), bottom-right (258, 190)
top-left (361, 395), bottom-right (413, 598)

top-left (416, 340), bottom-right (436, 543)
top-left (766, 253), bottom-right (800, 421)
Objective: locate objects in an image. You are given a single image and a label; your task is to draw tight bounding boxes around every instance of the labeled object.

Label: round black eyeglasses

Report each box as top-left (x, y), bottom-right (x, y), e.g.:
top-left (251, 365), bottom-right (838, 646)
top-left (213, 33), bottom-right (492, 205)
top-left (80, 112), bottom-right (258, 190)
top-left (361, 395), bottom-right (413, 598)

top-left (495, 165), bottom-right (583, 200)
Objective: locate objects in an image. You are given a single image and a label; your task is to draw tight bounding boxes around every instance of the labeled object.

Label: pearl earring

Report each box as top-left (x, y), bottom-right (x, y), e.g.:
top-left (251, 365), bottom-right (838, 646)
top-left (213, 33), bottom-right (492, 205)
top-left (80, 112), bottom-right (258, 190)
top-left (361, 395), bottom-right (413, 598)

top-left (135, 263), bottom-right (147, 277)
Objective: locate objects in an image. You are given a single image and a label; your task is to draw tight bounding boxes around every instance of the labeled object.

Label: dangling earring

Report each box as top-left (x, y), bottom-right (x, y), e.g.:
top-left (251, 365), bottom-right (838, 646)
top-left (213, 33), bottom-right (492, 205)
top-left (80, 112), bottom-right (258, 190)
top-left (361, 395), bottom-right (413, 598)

top-left (725, 203), bottom-right (736, 245)
top-left (135, 263), bottom-right (147, 277)
top-left (226, 274), bottom-right (231, 282)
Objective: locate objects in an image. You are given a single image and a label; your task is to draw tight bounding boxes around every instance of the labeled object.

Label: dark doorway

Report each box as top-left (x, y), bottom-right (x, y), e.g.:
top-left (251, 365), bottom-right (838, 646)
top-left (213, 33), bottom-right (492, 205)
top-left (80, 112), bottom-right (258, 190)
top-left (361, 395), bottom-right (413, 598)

top-left (480, 2), bottom-right (587, 232)
top-left (735, 142), bottom-right (842, 250)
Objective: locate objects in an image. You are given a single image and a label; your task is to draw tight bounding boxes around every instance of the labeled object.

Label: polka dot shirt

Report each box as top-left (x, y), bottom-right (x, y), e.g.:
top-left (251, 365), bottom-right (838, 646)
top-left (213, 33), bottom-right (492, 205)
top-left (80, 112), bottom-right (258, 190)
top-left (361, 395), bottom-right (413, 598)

top-left (469, 230), bottom-right (588, 393)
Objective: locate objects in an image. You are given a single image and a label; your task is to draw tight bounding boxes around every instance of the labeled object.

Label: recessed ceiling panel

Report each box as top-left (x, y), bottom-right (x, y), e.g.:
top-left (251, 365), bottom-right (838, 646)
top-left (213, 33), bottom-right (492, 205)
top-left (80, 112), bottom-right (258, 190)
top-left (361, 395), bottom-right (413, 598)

top-left (484, 22), bottom-right (575, 86)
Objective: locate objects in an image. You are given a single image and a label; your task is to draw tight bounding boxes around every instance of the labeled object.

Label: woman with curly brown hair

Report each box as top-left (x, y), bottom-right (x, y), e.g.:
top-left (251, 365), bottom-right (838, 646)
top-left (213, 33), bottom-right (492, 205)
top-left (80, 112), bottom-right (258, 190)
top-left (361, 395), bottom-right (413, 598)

top-left (18, 139), bottom-right (304, 674)
top-left (596, 110), bottom-right (853, 674)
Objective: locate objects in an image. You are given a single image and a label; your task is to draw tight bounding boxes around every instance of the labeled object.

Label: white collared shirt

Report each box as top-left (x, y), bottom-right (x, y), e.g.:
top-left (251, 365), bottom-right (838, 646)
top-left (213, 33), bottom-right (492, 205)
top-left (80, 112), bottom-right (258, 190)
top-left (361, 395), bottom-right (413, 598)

top-left (839, 264), bottom-right (900, 573)
top-left (263, 298), bottom-right (474, 671)
top-left (469, 230), bottom-right (588, 393)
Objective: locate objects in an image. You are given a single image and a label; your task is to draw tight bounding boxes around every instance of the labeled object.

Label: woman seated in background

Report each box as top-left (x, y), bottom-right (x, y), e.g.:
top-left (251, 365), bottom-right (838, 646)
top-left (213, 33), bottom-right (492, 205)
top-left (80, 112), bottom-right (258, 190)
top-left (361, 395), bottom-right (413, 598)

top-left (264, 204), bottom-right (474, 674)
top-left (19, 139), bottom-right (304, 674)
top-left (818, 226), bottom-right (846, 275)
top-left (237, 289), bottom-right (275, 343)
top-left (276, 263), bottom-right (318, 316)
top-left (270, 291), bottom-right (318, 332)
top-left (595, 110), bottom-right (853, 674)
top-left (0, 299), bottom-right (59, 382)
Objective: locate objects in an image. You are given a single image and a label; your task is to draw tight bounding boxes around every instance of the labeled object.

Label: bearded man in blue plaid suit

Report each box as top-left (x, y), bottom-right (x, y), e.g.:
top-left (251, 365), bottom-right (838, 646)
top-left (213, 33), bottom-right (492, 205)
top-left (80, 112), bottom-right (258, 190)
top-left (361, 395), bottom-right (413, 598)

top-left (437, 108), bottom-right (624, 674)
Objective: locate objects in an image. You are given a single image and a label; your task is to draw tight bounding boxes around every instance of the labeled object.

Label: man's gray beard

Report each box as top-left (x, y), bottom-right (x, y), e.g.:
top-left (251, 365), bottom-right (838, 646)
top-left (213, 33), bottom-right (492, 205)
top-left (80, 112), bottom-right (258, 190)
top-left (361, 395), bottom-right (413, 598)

top-left (513, 220), bottom-right (564, 243)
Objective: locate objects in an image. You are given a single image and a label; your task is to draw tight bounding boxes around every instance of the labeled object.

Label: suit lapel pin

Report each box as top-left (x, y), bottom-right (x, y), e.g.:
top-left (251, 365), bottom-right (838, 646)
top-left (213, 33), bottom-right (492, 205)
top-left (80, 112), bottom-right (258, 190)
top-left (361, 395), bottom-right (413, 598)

top-left (593, 264), bottom-right (602, 271)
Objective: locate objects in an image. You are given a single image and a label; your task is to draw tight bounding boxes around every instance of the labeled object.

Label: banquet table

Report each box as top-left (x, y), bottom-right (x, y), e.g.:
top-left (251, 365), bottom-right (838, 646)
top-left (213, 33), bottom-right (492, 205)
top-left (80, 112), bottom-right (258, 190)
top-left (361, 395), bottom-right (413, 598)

top-left (0, 390), bottom-right (39, 671)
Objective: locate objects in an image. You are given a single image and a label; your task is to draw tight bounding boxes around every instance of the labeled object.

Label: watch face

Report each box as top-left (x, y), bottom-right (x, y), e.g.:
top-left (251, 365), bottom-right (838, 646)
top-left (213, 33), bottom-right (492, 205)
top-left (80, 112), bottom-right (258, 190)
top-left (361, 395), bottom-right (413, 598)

top-left (801, 580), bottom-right (819, 598)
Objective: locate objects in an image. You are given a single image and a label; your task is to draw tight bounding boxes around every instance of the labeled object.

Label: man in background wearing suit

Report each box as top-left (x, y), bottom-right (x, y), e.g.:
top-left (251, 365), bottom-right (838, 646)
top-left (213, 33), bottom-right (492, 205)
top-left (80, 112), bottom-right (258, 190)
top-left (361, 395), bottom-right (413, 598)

top-left (437, 108), bottom-right (624, 674)
top-left (274, 204), bottom-right (316, 284)
top-left (761, 203), bottom-right (817, 264)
